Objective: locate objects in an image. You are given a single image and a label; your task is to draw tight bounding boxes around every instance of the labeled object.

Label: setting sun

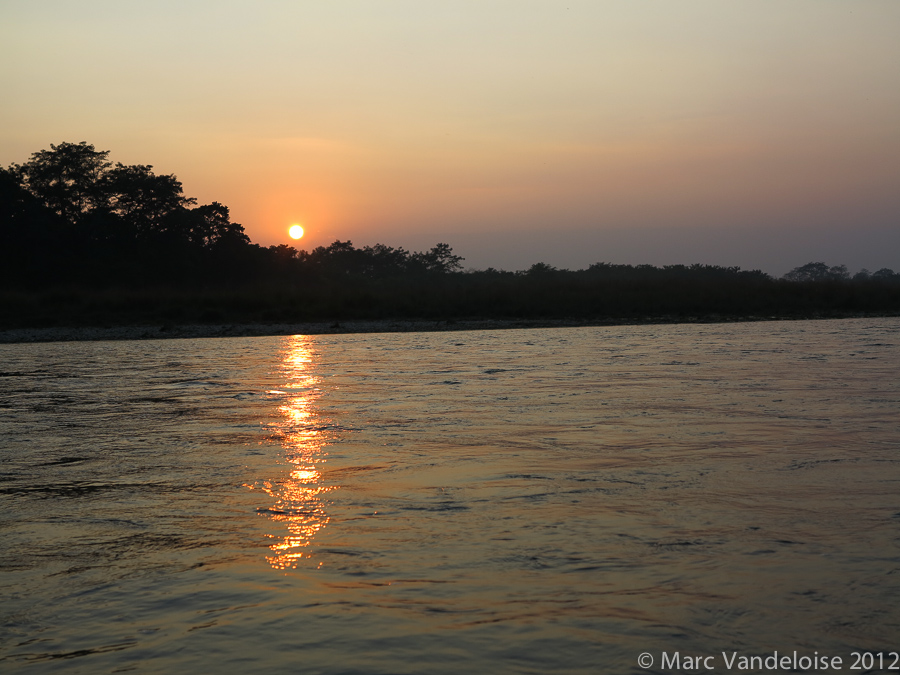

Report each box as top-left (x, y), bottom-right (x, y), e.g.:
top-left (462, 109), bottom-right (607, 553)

top-left (288, 224), bottom-right (304, 240)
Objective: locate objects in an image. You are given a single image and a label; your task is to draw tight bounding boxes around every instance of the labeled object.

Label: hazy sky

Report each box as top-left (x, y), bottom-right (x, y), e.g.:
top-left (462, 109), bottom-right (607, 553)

top-left (2, 1), bottom-right (899, 274)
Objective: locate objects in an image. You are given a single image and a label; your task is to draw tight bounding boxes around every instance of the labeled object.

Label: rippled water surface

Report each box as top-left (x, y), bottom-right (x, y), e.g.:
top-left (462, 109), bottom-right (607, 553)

top-left (1, 319), bottom-right (899, 673)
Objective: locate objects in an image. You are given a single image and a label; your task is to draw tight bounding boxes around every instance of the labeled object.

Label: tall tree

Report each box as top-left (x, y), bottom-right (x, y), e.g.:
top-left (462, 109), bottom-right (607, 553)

top-left (413, 243), bottom-right (464, 273)
top-left (783, 262), bottom-right (850, 282)
top-left (15, 142), bottom-right (111, 222)
top-left (167, 201), bottom-right (250, 248)
top-left (104, 163), bottom-right (195, 236)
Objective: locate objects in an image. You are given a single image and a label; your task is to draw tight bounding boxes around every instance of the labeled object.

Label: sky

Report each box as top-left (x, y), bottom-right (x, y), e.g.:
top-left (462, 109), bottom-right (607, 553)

top-left (2, 0), bottom-right (899, 275)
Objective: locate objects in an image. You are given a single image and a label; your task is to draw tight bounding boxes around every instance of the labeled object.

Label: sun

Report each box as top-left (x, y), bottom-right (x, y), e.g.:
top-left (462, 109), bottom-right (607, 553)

top-left (288, 224), bottom-right (304, 240)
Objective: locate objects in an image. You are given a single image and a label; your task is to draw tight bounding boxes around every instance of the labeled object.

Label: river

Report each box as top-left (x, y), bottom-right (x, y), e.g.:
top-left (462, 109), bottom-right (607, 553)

top-left (1, 319), bottom-right (898, 673)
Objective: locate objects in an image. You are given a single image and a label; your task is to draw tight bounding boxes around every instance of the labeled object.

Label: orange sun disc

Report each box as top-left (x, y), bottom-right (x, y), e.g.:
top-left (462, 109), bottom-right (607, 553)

top-left (289, 225), bottom-right (304, 240)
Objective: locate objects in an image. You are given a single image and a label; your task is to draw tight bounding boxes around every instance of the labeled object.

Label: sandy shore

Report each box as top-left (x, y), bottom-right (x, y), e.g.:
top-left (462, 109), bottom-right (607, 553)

top-left (0, 318), bottom-right (624, 343)
top-left (2, 313), bottom-right (892, 344)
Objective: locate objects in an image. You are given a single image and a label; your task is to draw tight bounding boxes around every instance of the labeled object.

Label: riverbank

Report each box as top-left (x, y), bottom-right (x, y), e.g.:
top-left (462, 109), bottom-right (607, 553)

top-left (2, 312), bottom-right (896, 343)
top-left (0, 318), bottom-right (638, 343)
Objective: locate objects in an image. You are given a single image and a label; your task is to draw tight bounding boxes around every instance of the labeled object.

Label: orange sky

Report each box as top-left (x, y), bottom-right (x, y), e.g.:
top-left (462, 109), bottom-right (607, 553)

top-left (2, 1), bottom-right (899, 273)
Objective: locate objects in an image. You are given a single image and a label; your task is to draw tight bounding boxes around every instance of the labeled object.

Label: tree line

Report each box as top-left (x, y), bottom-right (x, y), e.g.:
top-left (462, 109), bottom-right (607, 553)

top-left (1, 142), bottom-right (898, 328)
top-left (0, 142), bottom-right (466, 288)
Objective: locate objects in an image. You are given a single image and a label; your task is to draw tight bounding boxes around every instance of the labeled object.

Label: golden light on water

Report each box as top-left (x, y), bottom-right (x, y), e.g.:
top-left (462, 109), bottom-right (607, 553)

top-left (254, 337), bottom-right (337, 570)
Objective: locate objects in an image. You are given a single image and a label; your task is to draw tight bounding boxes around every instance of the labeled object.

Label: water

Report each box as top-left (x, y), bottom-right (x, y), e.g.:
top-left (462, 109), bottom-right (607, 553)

top-left (1, 319), bottom-right (899, 673)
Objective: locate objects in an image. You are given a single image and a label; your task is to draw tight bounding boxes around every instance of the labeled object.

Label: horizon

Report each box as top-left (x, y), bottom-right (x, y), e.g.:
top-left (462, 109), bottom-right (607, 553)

top-left (2, 2), bottom-right (899, 276)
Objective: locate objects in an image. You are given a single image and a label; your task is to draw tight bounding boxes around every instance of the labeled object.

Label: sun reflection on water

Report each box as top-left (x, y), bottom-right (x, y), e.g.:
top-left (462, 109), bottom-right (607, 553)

top-left (253, 336), bottom-right (337, 570)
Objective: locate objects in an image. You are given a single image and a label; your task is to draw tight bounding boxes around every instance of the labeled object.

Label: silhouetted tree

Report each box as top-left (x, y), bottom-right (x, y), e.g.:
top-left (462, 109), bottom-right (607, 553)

top-left (14, 142), bottom-right (111, 221)
top-left (0, 166), bottom-right (60, 232)
top-left (0, 166), bottom-right (67, 282)
top-left (872, 268), bottom-right (898, 281)
top-left (171, 202), bottom-right (250, 248)
top-left (360, 243), bottom-right (413, 276)
top-left (104, 163), bottom-right (195, 236)
top-left (412, 243), bottom-right (464, 273)
top-left (783, 262), bottom-right (850, 282)
top-left (524, 262), bottom-right (557, 276)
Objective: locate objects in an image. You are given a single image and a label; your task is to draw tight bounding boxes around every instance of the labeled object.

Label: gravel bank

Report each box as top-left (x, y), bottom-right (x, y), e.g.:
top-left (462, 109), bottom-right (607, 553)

top-left (0, 318), bottom-right (615, 343)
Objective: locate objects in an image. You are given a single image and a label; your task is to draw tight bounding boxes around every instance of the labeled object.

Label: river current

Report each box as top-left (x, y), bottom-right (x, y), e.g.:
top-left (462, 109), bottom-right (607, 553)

top-left (1, 319), bottom-right (898, 673)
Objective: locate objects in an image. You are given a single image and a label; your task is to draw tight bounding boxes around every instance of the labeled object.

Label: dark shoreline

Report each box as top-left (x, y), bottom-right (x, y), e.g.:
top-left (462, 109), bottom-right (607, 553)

top-left (2, 312), bottom-right (897, 344)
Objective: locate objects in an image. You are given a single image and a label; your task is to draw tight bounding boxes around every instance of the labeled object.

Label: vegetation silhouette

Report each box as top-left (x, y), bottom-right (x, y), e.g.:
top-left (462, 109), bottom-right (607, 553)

top-left (2, 142), bottom-right (899, 330)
